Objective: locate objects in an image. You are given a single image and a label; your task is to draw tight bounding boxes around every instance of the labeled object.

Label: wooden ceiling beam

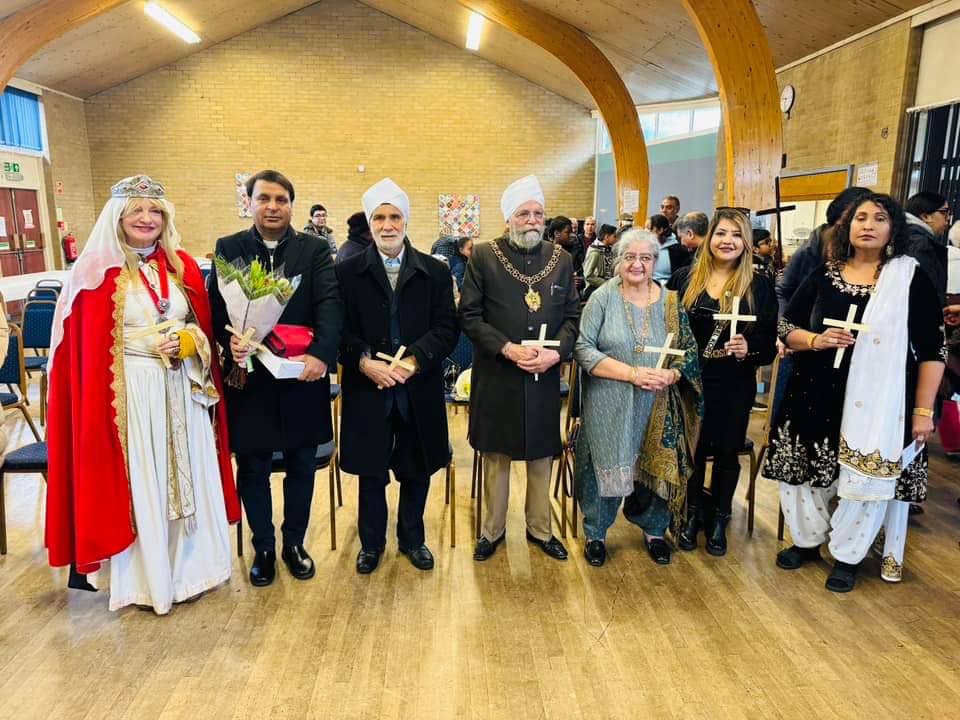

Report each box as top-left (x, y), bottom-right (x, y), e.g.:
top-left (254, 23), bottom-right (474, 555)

top-left (457, 0), bottom-right (649, 219)
top-left (0, 0), bottom-right (126, 92)
top-left (682, 0), bottom-right (783, 210)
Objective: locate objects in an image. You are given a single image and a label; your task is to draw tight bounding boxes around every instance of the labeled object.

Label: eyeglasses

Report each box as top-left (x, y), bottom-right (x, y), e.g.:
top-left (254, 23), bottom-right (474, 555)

top-left (935, 207), bottom-right (952, 217)
top-left (622, 253), bottom-right (655, 264)
top-left (715, 206), bottom-right (751, 216)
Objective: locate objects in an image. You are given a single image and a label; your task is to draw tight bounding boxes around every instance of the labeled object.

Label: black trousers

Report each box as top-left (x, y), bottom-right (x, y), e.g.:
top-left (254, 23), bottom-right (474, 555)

top-left (236, 445), bottom-right (317, 552)
top-left (686, 445), bottom-right (741, 515)
top-left (358, 407), bottom-right (431, 550)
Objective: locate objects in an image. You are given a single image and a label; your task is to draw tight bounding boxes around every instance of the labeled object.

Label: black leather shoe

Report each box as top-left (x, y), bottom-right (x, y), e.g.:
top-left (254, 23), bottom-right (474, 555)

top-left (281, 544), bottom-right (315, 580)
top-left (644, 534), bottom-right (672, 565)
top-left (250, 549), bottom-right (277, 587)
top-left (677, 504), bottom-right (702, 552)
top-left (473, 533), bottom-right (505, 561)
top-left (68, 563), bottom-right (97, 592)
top-left (584, 540), bottom-right (606, 567)
top-left (526, 532), bottom-right (568, 560)
top-left (399, 544), bottom-right (435, 571)
top-left (776, 544), bottom-right (821, 570)
top-left (705, 512), bottom-right (731, 556)
top-left (356, 546), bottom-right (384, 575)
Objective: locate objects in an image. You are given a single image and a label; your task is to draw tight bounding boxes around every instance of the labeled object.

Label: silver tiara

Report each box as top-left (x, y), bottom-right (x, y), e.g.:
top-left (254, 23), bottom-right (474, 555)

top-left (111, 175), bottom-right (165, 199)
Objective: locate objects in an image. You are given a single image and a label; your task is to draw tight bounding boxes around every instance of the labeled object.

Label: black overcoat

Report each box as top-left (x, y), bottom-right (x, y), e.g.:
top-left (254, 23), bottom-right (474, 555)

top-left (336, 241), bottom-right (459, 477)
top-left (459, 237), bottom-right (580, 460)
top-left (208, 225), bottom-right (343, 453)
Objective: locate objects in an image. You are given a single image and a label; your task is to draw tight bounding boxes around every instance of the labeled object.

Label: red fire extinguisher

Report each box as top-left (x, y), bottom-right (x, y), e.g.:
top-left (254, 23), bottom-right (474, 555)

top-left (62, 233), bottom-right (79, 263)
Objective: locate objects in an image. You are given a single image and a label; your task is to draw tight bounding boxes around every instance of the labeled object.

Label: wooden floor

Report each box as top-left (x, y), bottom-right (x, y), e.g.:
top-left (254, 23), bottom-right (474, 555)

top-left (2, 391), bottom-right (960, 720)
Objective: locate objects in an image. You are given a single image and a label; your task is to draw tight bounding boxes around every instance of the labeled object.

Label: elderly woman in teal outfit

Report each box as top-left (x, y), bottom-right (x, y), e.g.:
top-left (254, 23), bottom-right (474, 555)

top-left (575, 229), bottom-right (703, 567)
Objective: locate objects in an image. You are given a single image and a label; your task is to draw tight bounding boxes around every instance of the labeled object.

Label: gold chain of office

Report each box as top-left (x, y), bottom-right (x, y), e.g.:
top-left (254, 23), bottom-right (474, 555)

top-left (489, 240), bottom-right (563, 312)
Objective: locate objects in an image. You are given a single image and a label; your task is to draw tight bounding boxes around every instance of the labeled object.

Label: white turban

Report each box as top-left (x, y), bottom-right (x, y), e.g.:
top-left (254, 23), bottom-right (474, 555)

top-left (362, 177), bottom-right (410, 224)
top-left (500, 174), bottom-right (545, 221)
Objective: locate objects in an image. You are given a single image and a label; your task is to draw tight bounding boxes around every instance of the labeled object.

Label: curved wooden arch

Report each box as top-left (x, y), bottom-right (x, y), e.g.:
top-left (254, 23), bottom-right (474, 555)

top-left (457, 0), bottom-right (649, 219)
top-left (0, 0), bottom-right (126, 91)
top-left (682, 0), bottom-right (783, 211)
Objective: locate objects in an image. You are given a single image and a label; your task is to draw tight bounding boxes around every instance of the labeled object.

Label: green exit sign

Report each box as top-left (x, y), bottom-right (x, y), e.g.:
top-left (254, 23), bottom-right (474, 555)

top-left (2, 162), bottom-right (21, 173)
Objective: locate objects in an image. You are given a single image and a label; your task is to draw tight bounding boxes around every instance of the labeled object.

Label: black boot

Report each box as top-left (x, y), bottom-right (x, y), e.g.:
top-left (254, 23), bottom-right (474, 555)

top-left (705, 512), bottom-right (731, 556)
top-left (677, 505), bottom-right (702, 551)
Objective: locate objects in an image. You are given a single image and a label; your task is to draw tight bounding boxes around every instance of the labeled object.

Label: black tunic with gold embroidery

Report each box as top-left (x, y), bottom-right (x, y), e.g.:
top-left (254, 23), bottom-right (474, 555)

top-left (763, 261), bottom-right (945, 502)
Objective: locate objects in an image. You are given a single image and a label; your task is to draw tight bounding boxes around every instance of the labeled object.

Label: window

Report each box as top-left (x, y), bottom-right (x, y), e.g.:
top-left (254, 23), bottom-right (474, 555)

top-left (0, 87), bottom-right (43, 152)
top-left (639, 113), bottom-right (656, 139)
top-left (597, 120), bottom-right (612, 153)
top-left (693, 106), bottom-right (722, 132)
top-left (656, 110), bottom-right (691, 139)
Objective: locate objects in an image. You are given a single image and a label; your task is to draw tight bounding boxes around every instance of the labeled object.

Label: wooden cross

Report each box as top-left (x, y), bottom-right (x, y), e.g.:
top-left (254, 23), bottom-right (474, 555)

top-left (225, 324), bottom-right (268, 353)
top-left (375, 345), bottom-right (416, 389)
top-left (756, 176), bottom-right (798, 270)
top-left (640, 332), bottom-right (685, 369)
top-left (713, 295), bottom-right (757, 337)
top-left (823, 304), bottom-right (871, 369)
top-left (520, 323), bottom-right (561, 381)
top-left (127, 318), bottom-right (178, 368)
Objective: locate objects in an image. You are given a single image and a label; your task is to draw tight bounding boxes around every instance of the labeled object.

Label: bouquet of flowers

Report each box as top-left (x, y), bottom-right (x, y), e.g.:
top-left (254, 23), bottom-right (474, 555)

top-left (214, 256), bottom-right (301, 388)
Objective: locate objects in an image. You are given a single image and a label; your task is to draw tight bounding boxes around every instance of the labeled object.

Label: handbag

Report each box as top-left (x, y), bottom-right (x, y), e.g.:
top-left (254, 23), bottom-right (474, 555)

top-left (264, 324), bottom-right (314, 358)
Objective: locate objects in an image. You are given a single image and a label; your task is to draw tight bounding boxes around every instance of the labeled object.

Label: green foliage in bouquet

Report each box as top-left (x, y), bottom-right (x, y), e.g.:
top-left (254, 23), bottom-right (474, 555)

top-left (214, 256), bottom-right (297, 303)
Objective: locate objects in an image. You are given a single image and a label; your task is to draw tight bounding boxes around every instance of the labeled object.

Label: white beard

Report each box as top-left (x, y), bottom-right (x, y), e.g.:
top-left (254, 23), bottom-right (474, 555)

top-left (374, 234), bottom-right (404, 256)
top-left (508, 225), bottom-right (543, 250)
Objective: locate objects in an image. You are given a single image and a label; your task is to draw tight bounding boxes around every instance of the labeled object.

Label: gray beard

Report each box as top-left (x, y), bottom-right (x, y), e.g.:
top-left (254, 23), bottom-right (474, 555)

top-left (508, 226), bottom-right (543, 250)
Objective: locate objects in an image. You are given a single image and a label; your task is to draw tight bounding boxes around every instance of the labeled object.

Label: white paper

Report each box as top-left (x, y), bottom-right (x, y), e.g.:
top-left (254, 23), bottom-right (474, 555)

top-left (256, 348), bottom-right (304, 380)
top-left (855, 162), bottom-right (879, 187)
top-left (622, 189), bottom-right (640, 213)
top-left (0, 216), bottom-right (6, 236)
top-left (900, 441), bottom-right (925, 469)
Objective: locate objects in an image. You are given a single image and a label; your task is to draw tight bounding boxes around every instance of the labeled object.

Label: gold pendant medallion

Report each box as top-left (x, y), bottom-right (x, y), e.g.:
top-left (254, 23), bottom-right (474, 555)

top-left (525, 286), bottom-right (542, 311)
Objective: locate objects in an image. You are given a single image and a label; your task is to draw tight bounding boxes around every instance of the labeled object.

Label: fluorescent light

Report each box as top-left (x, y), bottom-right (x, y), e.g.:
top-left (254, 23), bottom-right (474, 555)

top-left (145, 2), bottom-right (201, 44)
top-left (466, 12), bottom-right (484, 51)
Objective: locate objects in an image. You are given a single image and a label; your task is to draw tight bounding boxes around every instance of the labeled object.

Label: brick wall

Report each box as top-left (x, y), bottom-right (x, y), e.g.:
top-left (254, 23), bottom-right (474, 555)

top-left (777, 19), bottom-right (921, 195)
top-left (82, 0), bottom-right (596, 256)
top-left (42, 91), bottom-right (97, 254)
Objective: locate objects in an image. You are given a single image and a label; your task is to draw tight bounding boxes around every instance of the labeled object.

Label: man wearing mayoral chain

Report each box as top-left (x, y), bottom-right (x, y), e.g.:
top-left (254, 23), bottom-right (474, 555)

top-left (459, 175), bottom-right (580, 561)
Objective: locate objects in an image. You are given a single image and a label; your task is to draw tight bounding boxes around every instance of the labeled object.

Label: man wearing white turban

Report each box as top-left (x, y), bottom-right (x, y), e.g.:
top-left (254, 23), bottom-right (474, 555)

top-left (336, 178), bottom-right (459, 574)
top-left (459, 175), bottom-right (581, 562)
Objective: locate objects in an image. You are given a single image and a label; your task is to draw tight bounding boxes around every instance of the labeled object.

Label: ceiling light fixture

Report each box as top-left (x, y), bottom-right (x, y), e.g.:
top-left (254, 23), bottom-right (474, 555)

top-left (466, 12), bottom-right (484, 51)
top-left (145, 2), bottom-right (201, 44)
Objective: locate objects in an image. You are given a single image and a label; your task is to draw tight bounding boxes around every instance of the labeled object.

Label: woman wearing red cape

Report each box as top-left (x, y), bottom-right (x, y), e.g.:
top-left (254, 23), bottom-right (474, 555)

top-left (46, 175), bottom-right (240, 614)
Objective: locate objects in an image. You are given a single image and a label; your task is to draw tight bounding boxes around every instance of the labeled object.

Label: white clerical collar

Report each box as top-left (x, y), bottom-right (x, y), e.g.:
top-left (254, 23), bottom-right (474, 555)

top-left (132, 242), bottom-right (158, 257)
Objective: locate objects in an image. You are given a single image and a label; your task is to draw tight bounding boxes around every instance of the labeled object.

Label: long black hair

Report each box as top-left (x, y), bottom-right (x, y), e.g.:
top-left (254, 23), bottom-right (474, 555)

top-left (834, 193), bottom-right (909, 268)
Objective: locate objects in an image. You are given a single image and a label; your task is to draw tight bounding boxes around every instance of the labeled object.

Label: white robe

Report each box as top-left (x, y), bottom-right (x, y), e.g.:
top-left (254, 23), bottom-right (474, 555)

top-left (91, 274), bottom-right (231, 614)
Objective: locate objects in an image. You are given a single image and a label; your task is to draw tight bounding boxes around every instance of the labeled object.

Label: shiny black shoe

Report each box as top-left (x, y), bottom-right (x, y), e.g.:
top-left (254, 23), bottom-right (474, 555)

top-left (677, 504), bottom-right (702, 552)
top-left (526, 532), bottom-right (568, 560)
top-left (356, 546), bottom-right (385, 575)
top-left (644, 534), bottom-right (672, 565)
top-left (68, 563), bottom-right (97, 592)
top-left (473, 533), bottom-right (506, 562)
top-left (705, 512), bottom-right (731, 556)
top-left (584, 540), bottom-right (606, 567)
top-left (250, 549), bottom-right (277, 587)
top-left (399, 544), bottom-right (435, 571)
top-left (775, 544), bottom-right (821, 570)
top-left (281, 544), bottom-right (316, 580)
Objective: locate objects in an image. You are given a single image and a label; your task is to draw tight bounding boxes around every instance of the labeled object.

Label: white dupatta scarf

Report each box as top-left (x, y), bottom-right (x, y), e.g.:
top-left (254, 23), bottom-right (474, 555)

top-left (837, 256), bottom-right (917, 501)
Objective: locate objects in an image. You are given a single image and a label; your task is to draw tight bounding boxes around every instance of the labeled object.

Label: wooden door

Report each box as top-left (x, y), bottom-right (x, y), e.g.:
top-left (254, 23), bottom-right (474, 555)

top-left (11, 189), bottom-right (43, 250)
top-left (0, 188), bottom-right (21, 276)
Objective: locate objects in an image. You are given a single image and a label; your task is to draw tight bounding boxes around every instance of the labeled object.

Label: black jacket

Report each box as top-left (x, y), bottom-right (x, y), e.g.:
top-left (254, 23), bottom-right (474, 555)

top-left (209, 225), bottom-right (343, 453)
top-left (906, 215), bottom-right (947, 305)
top-left (335, 241), bottom-right (459, 476)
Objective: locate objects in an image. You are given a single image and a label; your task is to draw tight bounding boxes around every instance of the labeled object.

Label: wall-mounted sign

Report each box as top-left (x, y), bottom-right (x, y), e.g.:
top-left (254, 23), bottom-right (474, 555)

top-left (0, 216), bottom-right (6, 236)
top-left (855, 162), bottom-right (879, 187)
top-left (2, 161), bottom-right (20, 173)
top-left (3, 172), bottom-right (24, 182)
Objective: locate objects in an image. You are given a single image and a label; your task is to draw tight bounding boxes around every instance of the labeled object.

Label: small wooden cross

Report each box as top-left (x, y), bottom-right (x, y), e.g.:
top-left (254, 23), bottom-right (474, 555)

top-left (713, 296), bottom-right (757, 337)
top-left (128, 318), bottom-right (178, 368)
top-left (520, 323), bottom-right (561, 381)
top-left (225, 324), bottom-right (268, 353)
top-left (375, 345), bottom-right (416, 389)
top-left (640, 332), bottom-right (685, 369)
top-left (823, 304), bottom-right (871, 369)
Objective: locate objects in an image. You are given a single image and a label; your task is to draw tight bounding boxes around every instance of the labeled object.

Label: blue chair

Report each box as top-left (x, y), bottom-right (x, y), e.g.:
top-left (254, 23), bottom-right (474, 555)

top-left (234, 440), bottom-right (341, 556)
top-left (0, 324), bottom-right (41, 442)
top-left (0, 441), bottom-right (47, 555)
top-left (21, 300), bottom-right (55, 425)
top-left (26, 288), bottom-right (58, 302)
